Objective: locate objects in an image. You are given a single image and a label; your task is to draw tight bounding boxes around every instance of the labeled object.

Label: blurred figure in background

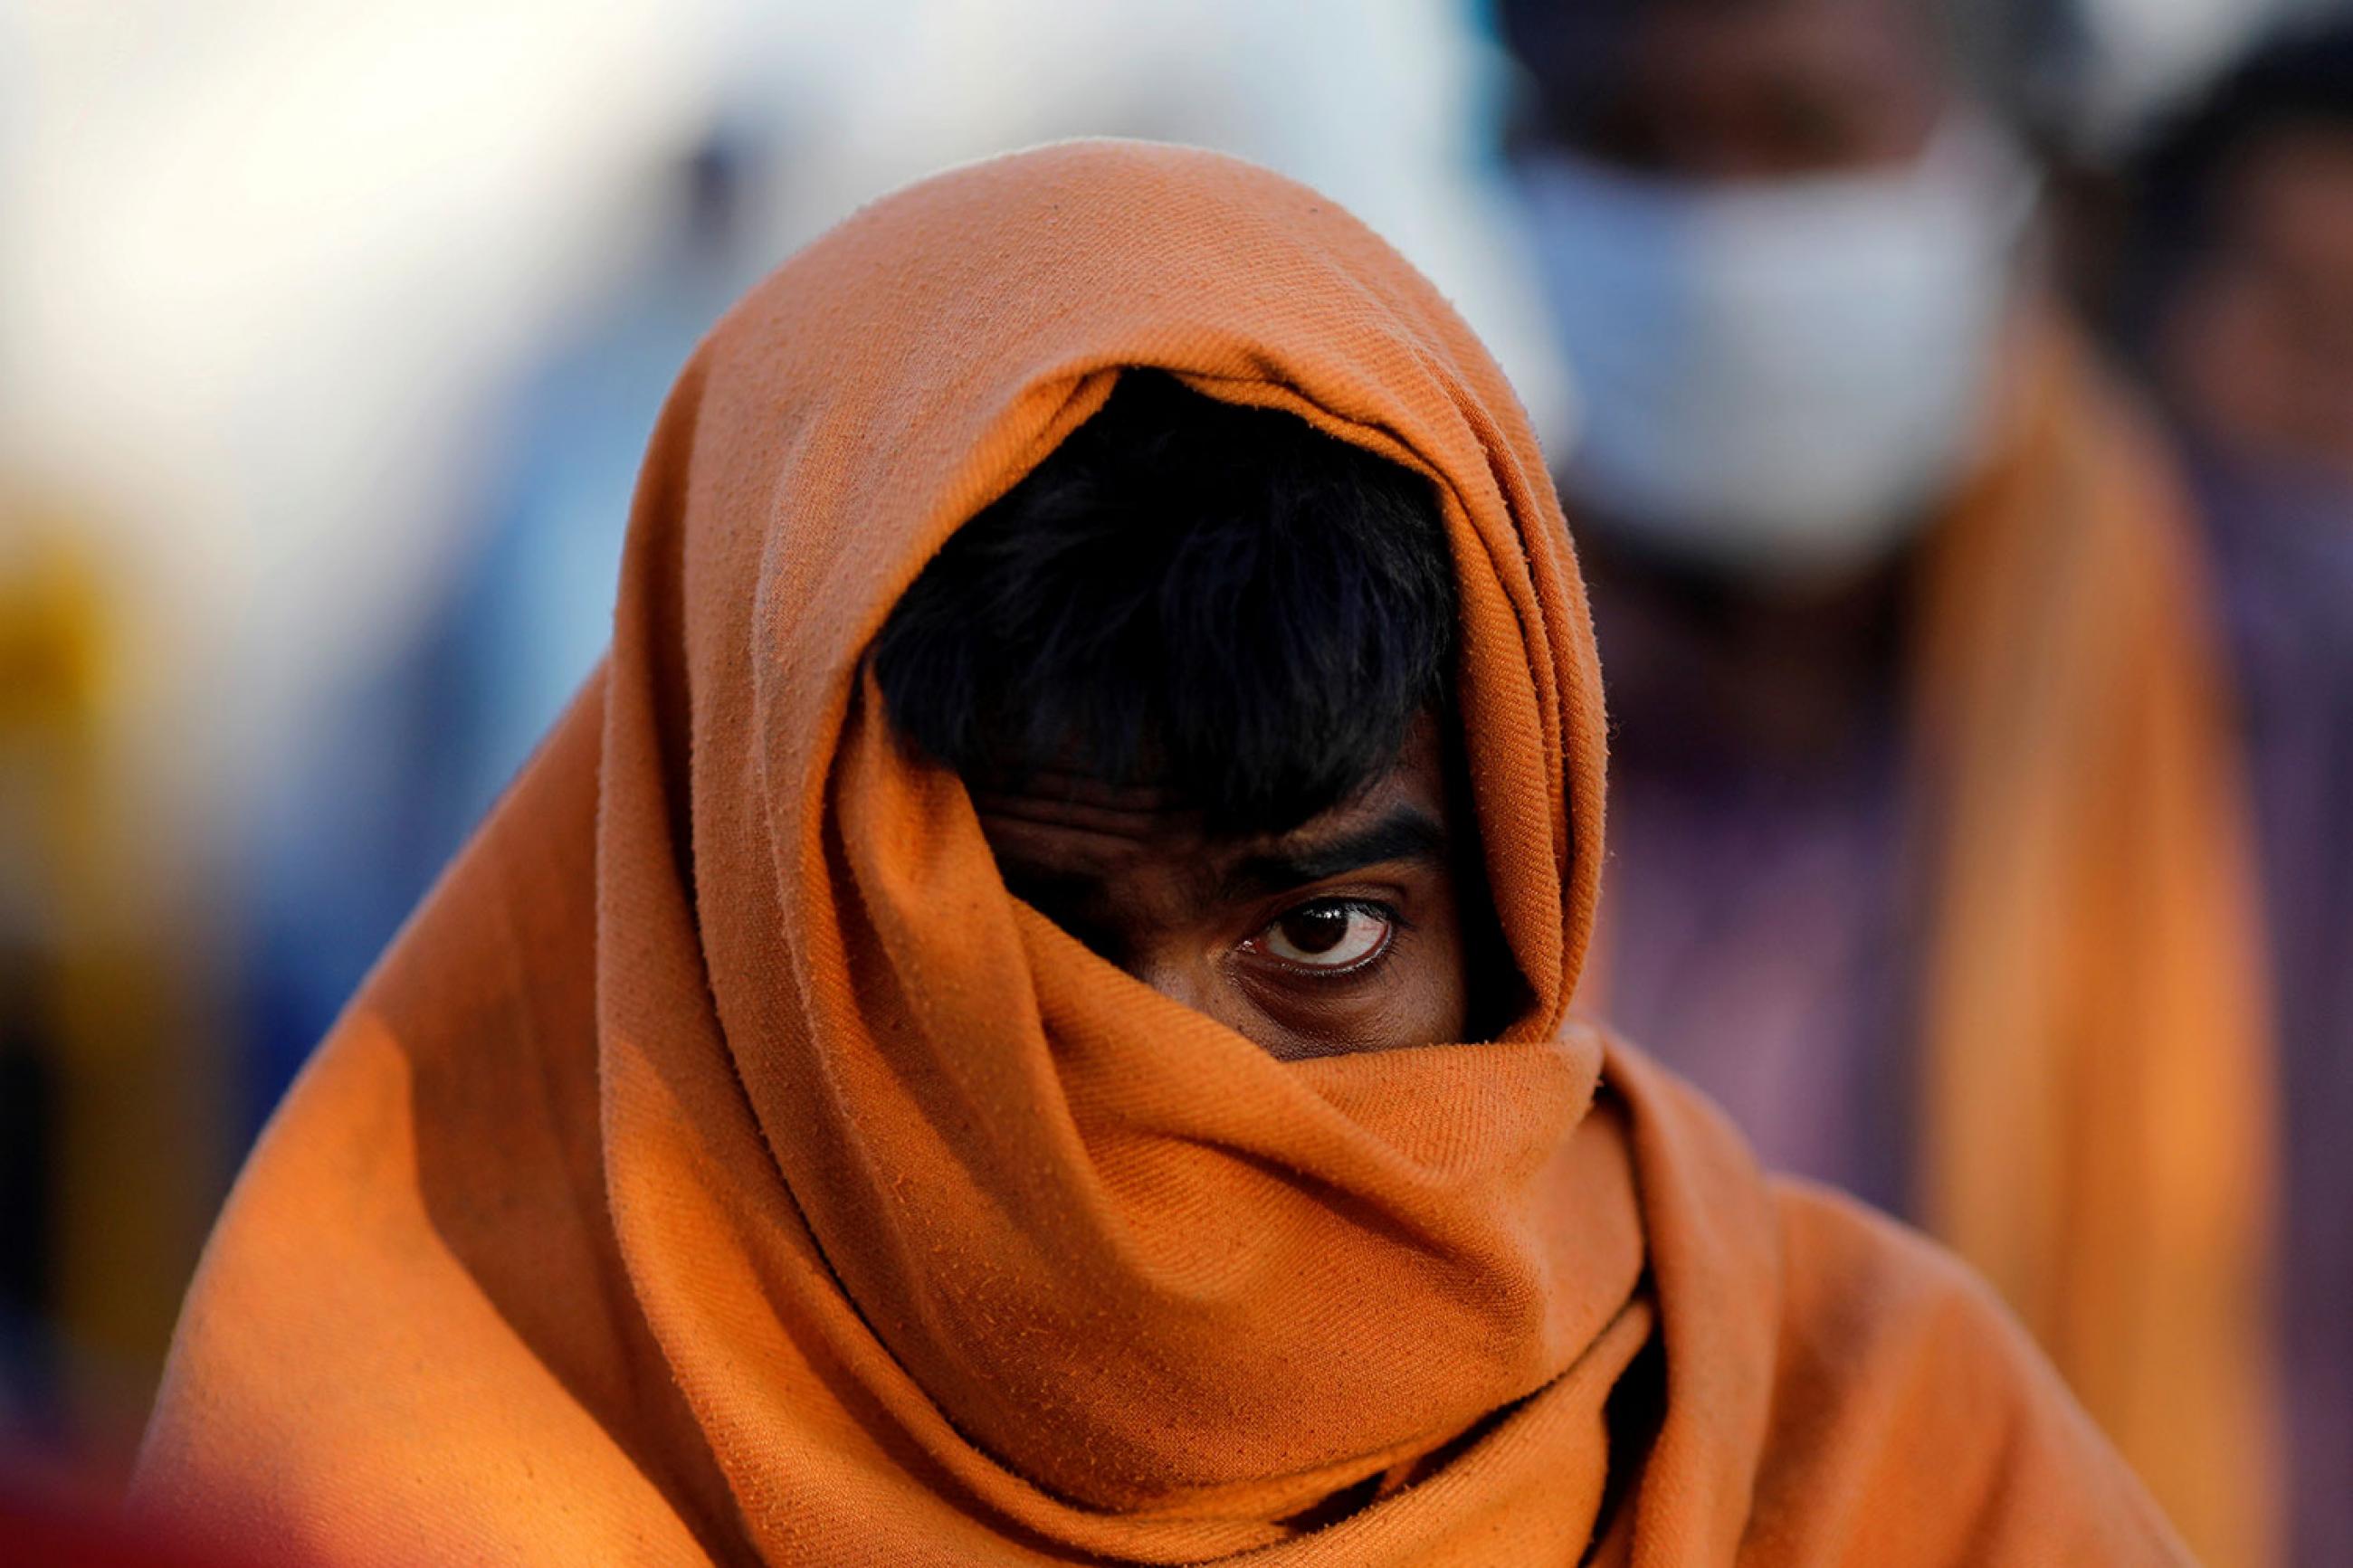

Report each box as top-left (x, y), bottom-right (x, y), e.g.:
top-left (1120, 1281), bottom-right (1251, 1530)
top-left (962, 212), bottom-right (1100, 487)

top-left (6, 2), bottom-right (758, 1492)
top-left (0, 514), bottom-right (223, 1482)
top-left (2110, 24), bottom-right (2353, 1565)
top-left (1496, 1), bottom-right (2279, 1562)
top-left (239, 131), bottom-right (772, 1115)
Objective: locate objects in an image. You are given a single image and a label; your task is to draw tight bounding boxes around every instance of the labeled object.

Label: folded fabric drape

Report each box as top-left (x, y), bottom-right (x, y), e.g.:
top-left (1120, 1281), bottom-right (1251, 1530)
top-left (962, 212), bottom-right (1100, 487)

top-left (138, 141), bottom-right (2189, 1566)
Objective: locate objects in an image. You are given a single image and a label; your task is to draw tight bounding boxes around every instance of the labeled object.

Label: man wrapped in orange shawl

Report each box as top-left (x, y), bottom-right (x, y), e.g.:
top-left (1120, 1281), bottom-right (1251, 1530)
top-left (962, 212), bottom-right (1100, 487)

top-left (138, 144), bottom-right (2194, 1565)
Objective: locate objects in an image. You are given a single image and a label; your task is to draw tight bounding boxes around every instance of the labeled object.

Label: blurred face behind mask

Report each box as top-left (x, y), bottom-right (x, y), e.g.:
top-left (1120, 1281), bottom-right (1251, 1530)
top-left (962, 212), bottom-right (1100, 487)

top-left (2159, 124), bottom-right (2353, 490)
top-left (1506, 0), bottom-right (2039, 583)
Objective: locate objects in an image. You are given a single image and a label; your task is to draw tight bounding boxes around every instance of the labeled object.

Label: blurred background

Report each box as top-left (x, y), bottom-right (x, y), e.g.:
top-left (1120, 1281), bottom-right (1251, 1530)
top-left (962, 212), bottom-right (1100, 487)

top-left (2, 0), bottom-right (2348, 1563)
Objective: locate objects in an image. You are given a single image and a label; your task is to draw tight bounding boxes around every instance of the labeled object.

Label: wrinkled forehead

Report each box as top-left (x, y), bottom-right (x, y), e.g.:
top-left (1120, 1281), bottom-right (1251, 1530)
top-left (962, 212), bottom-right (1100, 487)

top-left (969, 713), bottom-right (1453, 856)
top-left (971, 770), bottom-right (1213, 862)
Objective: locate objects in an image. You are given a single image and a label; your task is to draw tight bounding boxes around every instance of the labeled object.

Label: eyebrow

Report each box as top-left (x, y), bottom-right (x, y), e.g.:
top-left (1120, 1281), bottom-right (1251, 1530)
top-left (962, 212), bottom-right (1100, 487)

top-left (1215, 806), bottom-right (1450, 905)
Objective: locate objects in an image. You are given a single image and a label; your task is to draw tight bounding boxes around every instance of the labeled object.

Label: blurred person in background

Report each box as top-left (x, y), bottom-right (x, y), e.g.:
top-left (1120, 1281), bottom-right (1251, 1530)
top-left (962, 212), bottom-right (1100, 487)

top-left (0, 514), bottom-right (224, 1486)
top-left (2107, 23), bottom-right (2353, 1564)
top-left (1496, 0), bottom-right (2279, 1562)
top-left (7, 3), bottom-right (767, 1497)
top-left (238, 130), bottom-right (772, 1120)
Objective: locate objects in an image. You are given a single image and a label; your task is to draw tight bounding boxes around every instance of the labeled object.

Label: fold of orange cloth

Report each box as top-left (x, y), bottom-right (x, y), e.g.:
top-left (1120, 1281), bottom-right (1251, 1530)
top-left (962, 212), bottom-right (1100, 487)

top-left (138, 142), bottom-right (2190, 1565)
top-left (1910, 324), bottom-right (2281, 1568)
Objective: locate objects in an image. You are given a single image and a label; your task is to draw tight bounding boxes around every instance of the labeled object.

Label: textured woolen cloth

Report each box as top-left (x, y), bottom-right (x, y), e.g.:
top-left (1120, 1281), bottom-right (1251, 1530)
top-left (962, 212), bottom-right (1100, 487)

top-left (138, 142), bottom-right (2190, 1565)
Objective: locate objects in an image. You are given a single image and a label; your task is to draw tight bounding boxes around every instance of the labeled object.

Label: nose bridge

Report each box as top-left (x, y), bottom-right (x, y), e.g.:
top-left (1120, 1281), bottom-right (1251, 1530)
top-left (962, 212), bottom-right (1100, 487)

top-left (1124, 946), bottom-right (1219, 1017)
top-left (1123, 943), bottom-right (1270, 1044)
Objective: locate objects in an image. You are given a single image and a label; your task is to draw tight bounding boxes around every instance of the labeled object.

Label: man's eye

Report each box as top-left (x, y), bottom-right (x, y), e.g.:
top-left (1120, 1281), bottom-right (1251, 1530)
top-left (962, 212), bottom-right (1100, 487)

top-left (1251, 900), bottom-right (1394, 970)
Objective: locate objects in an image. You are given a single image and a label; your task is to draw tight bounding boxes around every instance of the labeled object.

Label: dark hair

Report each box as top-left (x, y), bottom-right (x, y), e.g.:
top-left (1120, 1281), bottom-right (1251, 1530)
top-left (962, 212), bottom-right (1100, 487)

top-left (872, 370), bottom-right (1456, 835)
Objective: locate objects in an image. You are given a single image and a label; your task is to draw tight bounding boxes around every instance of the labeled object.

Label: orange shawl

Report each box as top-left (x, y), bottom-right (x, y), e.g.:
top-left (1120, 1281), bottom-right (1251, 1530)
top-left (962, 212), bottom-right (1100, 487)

top-left (1911, 326), bottom-right (2280, 1567)
top-left (138, 143), bottom-right (2189, 1565)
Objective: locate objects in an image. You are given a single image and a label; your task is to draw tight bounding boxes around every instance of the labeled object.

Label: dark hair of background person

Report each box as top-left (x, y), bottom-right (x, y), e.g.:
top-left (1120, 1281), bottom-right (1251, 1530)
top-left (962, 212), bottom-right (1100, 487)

top-left (872, 370), bottom-right (1458, 836)
top-left (2101, 18), bottom-right (2353, 370)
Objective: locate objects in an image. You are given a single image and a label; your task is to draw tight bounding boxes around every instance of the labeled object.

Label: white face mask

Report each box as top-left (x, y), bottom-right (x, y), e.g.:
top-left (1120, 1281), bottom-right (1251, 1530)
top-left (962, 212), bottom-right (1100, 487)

top-left (1516, 119), bottom-right (2038, 581)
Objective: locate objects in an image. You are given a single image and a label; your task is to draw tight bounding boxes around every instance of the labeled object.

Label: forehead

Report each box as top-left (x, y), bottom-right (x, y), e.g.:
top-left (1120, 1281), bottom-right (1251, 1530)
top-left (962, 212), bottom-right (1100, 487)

top-left (973, 717), bottom-right (1453, 901)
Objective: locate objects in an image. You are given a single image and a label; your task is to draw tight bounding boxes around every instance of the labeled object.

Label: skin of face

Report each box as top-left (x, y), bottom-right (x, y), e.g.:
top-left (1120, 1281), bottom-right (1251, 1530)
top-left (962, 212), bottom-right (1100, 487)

top-left (972, 713), bottom-right (1490, 1060)
top-left (1527, 0), bottom-right (1948, 178)
top-left (2160, 125), bottom-right (2353, 483)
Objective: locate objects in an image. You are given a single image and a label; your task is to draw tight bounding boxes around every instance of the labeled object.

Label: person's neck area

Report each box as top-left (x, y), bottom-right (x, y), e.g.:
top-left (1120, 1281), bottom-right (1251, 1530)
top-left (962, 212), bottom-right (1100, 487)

top-left (1585, 530), bottom-right (1916, 777)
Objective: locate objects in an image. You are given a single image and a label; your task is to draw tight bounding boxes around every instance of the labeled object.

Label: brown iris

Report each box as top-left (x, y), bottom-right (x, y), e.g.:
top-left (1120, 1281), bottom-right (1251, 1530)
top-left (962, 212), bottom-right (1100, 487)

top-left (1279, 905), bottom-right (1352, 955)
top-left (1254, 899), bottom-right (1394, 970)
